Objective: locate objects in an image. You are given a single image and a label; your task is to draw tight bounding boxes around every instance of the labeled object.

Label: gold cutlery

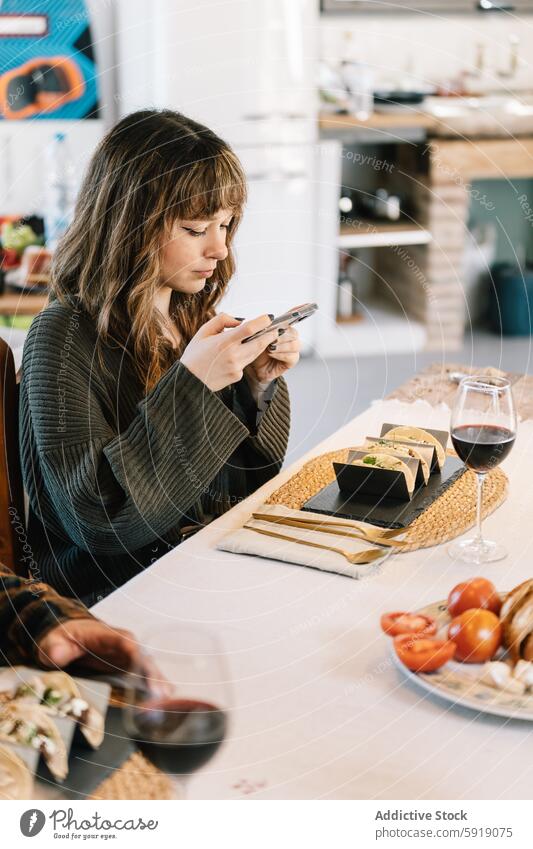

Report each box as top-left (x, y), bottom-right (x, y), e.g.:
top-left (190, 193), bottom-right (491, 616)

top-left (252, 513), bottom-right (406, 546)
top-left (243, 523), bottom-right (386, 565)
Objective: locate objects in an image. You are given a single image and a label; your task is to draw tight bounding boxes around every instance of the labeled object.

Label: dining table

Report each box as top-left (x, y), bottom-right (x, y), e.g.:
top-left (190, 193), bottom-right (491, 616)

top-left (91, 363), bottom-right (533, 800)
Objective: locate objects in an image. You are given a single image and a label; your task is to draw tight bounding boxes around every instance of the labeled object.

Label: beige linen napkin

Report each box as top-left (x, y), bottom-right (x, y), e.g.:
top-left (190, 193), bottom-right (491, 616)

top-left (216, 504), bottom-right (399, 579)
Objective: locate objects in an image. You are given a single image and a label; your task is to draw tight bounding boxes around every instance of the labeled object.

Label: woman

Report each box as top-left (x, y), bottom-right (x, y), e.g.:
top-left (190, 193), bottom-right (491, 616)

top-left (20, 109), bottom-right (299, 604)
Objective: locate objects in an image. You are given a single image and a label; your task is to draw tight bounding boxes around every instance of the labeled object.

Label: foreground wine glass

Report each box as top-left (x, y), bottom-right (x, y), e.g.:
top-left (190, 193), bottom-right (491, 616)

top-left (122, 627), bottom-right (230, 798)
top-left (448, 375), bottom-right (516, 564)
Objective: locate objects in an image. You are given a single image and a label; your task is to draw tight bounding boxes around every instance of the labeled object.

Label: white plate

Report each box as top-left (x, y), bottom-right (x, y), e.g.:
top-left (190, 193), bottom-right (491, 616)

top-left (392, 599), bottom-right (533, 722)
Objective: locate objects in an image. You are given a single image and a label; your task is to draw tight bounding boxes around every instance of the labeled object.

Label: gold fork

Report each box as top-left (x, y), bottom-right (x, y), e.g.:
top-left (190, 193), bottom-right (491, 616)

top-left (243, 524), bottom-right (386, 565)
top-left (252, 513), bottom-right (406, 546)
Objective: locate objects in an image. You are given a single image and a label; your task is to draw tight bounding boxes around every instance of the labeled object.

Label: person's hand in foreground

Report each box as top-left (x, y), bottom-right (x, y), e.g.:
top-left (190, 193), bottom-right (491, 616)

top-left (36, 619), bottom-right (140, 672)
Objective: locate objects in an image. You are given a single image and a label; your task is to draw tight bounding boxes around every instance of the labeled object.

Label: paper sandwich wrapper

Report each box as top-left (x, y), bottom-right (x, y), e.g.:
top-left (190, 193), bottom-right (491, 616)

top-left (333, 423), bottom-right (450, 504)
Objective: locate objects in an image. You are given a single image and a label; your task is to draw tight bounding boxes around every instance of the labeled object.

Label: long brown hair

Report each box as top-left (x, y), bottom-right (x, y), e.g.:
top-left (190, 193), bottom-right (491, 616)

top-left (51, 109), bottom-right (247, 390)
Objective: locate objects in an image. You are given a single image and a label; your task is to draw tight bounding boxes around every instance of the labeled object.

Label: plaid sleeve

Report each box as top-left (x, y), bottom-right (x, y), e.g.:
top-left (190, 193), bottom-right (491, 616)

top-left (0, 566), bottom-right (93, 665)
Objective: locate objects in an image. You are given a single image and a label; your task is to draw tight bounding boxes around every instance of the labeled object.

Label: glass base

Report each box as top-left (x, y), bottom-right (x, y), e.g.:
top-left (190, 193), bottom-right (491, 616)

top-left (448, 537), bottom-right (507, 565)
top-left (169, 777), bottom-right (187, 800)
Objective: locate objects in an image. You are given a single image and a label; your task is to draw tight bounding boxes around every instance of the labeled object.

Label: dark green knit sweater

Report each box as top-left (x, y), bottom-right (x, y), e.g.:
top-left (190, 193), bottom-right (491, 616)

top-left (19, 302), bottom-right (290, 602)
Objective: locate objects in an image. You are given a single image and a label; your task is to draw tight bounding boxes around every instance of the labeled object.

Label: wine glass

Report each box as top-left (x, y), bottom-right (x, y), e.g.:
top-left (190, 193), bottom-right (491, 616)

top-left (122, 627), bottom-right (231, 798)
top-left (449, 375), bottom-right (516, 564)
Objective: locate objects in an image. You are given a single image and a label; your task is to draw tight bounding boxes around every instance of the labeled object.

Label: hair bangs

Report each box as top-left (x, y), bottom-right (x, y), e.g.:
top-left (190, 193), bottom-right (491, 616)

top-left (169, 148), bottom-right (247, 224)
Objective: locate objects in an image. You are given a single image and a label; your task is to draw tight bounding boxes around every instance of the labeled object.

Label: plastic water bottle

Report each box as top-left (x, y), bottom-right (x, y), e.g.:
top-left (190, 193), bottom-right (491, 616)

top-left (340, 31), bottom-right (374, 120)
top-left (44, 132), bottom-right (77, 251)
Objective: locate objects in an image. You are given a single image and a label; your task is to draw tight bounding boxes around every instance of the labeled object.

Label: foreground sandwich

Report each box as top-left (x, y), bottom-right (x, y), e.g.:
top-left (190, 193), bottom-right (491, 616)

top-left (13, 671), bottom-right (104, 749)
top-left (350, 452), bottom-right (415, 495)
top-left (364, 439), bottom-right (430, 484)
top-left (0, 743), bottom-right (33, 800)
top-left (385, 425), bottom-right (446, 471)
top-left (0, 703), bottom-right (68, 780)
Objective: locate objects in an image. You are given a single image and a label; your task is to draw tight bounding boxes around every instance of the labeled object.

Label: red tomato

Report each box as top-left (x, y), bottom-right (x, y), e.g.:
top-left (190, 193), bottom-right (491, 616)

top-left (448, 609), bottom-right (502, 663)
top-left (447, 578), bottom-right (501, 617)
top-left (381, 611), bottom-right (437, 637)
top-left (393, 633), bottom-right (456, 673)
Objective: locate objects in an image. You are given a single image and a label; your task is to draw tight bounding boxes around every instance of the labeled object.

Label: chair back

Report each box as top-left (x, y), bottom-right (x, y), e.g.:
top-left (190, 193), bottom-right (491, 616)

top-left (0, 337), bottom-right (26, 575)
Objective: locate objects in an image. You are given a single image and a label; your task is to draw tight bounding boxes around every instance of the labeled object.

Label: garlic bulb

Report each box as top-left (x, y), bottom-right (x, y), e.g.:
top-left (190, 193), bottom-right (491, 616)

top-left (480, 662), bottom-right (526, 694)
top-left (513, 660), bottom-right (533, 690)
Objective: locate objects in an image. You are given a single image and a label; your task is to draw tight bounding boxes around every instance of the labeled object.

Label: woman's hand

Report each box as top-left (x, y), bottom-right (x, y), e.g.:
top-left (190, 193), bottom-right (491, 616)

top-left (245, 324), bottom-right (301, 385)
top-left (180, 313), bottom-right (279, 392)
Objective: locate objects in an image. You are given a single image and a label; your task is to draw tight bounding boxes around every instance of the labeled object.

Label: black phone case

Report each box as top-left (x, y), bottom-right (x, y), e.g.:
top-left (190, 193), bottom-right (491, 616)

top-left (241, 304), bottom-right (317, 343)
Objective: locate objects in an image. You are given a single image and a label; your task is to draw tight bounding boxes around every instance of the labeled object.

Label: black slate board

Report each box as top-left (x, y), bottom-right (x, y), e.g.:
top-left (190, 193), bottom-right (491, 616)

top-left (37, 707), bottom-right (136, 800)
top-left (302, 455), bottom-right (466, 529)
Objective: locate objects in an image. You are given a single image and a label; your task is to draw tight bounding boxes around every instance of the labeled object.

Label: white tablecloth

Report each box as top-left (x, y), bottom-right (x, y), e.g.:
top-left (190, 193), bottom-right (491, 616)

top-left (94, 398), bottom-right (533, 800)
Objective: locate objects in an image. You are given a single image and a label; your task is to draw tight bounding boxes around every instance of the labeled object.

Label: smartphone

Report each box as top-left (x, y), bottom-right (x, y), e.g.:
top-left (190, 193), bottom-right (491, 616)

top-left (241, 303), bottom-right (318, 343)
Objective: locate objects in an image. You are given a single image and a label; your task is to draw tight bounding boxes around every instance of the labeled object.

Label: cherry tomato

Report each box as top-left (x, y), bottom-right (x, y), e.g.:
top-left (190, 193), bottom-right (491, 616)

top-left (381, 611), bottom-right (437, 637)
top-left (393, 633), bottom-right (456, 673)
top-left (447, 578), bottom-right (501, 617)
top-left (448, 608), bottom-right (502, 663)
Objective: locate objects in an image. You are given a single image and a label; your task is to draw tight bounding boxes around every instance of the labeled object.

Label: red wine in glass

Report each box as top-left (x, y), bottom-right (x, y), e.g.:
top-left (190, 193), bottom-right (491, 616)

top-left (451, 424), bottom-right (515, 473)
top-left (132, 698), bottom-right (227, 775)
top-left (122, 627), bottom-right (231, 797)
top-left (449, 375), bottom-right (516, 564)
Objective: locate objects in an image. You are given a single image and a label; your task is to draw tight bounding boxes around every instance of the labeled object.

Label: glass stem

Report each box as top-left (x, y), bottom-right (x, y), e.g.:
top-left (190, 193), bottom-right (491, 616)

top-left (474, 472), bottom-right (486, 547)
top-left (171, 776), bottom-right (188, 800)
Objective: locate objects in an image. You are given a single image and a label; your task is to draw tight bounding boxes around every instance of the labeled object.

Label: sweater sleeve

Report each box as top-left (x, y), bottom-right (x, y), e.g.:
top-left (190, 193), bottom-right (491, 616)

top-left (20, 308), bottom-right (251, 555)
top-left (222, 375), bottom-right (291, 472)
top-left (0, 566), bottom-right (92, 666)
top-left (241, 375), bottom-right (291, 493)
top-left (202, 375), bottom-right (290, 516)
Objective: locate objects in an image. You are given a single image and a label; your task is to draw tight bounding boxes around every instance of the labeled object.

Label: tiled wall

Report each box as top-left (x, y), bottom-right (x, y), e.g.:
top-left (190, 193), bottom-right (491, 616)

top-left (320, 13), bottom-right (533, 92)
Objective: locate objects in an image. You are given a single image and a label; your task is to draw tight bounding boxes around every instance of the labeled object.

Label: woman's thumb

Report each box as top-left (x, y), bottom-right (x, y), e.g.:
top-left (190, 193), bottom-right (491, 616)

top-left (195, 313), bottom-right (242, 338)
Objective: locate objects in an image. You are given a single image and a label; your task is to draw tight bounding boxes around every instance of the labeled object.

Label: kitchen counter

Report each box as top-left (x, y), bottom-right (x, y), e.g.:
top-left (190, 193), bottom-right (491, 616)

top-left (319, 92), bottom-right (533, 139)
top-left (0, 292), bottom-right (48, 316)
top-left (319, 110), bottom-right (435, 133)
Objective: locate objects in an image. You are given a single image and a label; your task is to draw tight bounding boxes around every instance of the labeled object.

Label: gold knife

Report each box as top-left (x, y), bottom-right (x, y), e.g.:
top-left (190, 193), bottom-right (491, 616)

top-left (252, 512), bottom-right (406, 545)
top-left (243, 524), bottom-right (385, 565)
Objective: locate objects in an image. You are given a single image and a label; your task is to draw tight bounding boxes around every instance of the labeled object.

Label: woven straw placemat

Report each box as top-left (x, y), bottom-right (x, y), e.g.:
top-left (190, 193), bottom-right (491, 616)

top-left (266, 449), bottom-right (508, 553)
top-left (89, 751), bottom-right (174, 800)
